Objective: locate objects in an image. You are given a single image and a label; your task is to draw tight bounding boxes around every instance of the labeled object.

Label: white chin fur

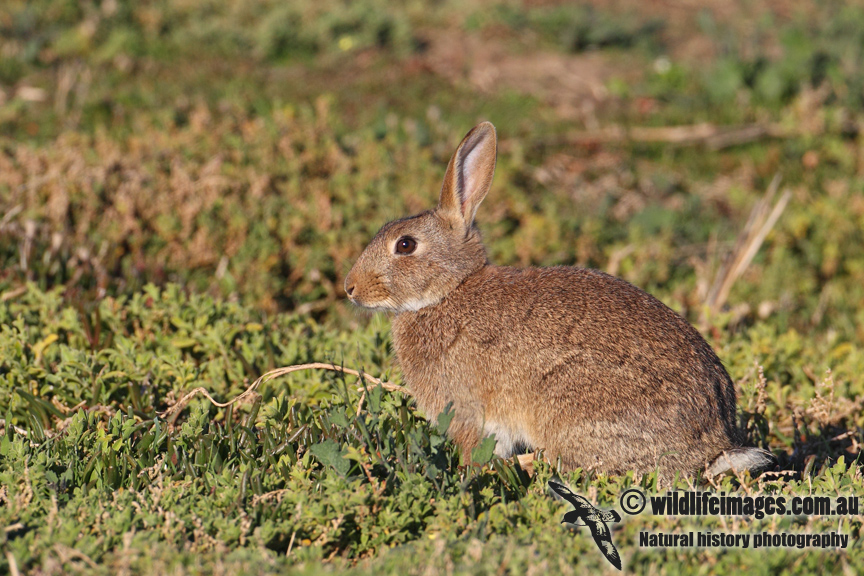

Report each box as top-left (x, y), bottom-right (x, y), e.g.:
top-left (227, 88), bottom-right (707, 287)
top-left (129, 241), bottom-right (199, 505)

top-left (396, 295), bottom-right (441, 312)
top-left (354, 295), bottom-right (439, 313)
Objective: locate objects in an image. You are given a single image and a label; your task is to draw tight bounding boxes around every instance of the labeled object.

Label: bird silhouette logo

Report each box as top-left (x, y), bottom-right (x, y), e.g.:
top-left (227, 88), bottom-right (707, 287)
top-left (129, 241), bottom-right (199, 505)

top-left (549, 481), bottom-right (622, 570)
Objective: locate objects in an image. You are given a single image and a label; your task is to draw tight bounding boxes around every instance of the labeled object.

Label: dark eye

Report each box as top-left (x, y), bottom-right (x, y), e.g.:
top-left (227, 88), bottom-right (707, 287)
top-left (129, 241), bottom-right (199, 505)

top-left (395, 236), bottom-right (417, 255)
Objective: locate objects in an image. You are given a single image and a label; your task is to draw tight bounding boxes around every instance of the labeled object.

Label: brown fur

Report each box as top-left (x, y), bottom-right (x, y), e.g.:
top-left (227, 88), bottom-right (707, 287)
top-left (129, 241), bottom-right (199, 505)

top-left (345, 122), bottom-right (771, 476)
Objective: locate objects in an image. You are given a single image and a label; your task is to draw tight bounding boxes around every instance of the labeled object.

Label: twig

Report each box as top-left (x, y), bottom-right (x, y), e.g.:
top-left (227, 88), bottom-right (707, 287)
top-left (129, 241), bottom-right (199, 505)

top-left (705, 124), bottom-right (790, 151)
top-left (251, 489), bottom-right (292, 505)
top-left (0, 419), bottom-right (30, 437)
top-left (6, 550), bottom-right (20, 576)
top-left (161, 362), bottom-right (410, 419)
top-left (51, 399), bottom-right (87, 415)
top-left (0, 286), bottom-right (27, 302)
top-left (702, 174), bottom-right (791, 324)
top-left (562, 122), bottom-right (793, 150)
top-left (830, 430), bottom-right (856, 443)
top-left (286, 530), bottom-right (297, 557)
top-left (0, 204), bottom-right (23, 229)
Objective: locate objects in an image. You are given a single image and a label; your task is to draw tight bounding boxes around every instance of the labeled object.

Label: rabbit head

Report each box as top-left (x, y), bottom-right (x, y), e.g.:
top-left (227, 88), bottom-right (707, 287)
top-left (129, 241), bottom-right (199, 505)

top-left (345, 122), bottom-right (498, 312)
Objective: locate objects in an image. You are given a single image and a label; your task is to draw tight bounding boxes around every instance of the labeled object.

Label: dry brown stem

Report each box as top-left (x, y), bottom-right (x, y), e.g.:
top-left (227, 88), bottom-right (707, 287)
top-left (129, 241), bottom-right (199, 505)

top-left (563, 122), bottom-right (792, 150)
top-left (701, 174), bottom-right (791, 325)
top-left (161, 362), bottom-right (410, 420)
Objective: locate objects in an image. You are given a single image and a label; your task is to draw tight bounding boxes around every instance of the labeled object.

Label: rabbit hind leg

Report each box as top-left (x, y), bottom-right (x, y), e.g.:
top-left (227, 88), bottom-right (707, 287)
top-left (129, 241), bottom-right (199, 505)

top-left (483, 421), bottom-right (534, 458)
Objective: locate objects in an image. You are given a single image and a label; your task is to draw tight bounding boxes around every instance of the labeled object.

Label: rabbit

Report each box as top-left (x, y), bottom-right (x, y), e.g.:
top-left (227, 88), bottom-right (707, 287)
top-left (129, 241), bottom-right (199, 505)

top-left (344, 122), bottom-right (774, 477)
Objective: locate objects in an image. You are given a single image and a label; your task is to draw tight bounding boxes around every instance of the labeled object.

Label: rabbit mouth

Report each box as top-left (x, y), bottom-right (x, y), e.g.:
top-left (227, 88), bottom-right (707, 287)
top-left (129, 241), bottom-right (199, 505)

top-left (345, 275), bottom-right (392, 309)
top-left (350, 298), bottom-right (396, 312)
top-left (345, 274), bottom-right (441, 312)
top-left (346, 290), bottom-right (397, 311)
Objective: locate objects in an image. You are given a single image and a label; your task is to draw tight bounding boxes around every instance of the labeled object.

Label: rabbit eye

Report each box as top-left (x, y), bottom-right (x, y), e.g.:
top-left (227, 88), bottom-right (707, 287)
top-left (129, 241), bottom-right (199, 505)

top-left (395, 236), bottom-right (417, 255)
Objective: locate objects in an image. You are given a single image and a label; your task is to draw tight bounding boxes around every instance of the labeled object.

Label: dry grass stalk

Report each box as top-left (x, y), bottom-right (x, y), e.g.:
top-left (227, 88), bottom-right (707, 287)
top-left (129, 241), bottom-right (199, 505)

top-left (807, 369), bottom-right (836, 427)
top-left (701, 174), bottom-right (791, 325)
top-left (755, 362), bottom-right (768, 416)
top-left (161, 362), bottom-right (410, 420)
top-left (5, 550), bottom-right (20, 576)
top-left (563, 122), bottom-right (792, 150)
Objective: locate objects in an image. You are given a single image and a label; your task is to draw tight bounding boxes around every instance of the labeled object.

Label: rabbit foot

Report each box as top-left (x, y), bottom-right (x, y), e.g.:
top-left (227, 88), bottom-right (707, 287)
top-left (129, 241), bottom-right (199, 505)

top-left (516, 453), bottom-right (535, 476)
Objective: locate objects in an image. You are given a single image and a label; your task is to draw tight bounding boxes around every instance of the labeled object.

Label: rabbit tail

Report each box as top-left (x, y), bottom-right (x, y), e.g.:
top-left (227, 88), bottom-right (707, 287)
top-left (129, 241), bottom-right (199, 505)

top-left (707, 447), bottom-right (775, 478)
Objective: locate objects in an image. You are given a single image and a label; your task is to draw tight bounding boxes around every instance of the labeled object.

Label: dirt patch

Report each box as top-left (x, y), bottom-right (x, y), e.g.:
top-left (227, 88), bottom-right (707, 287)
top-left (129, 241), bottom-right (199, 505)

top-left (419, 29), bottom-right (634, 122)
top-left (415, 0), bottom-right (822, 122)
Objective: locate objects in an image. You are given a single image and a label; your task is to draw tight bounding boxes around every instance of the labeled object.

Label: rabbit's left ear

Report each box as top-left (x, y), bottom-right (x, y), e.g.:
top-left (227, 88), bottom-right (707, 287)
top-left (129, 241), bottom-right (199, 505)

top-left (438, 122), bottom-right (497, 229)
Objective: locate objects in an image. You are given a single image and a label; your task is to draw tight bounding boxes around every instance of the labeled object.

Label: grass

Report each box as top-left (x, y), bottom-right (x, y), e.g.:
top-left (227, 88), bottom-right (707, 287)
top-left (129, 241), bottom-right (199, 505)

top-left (1, 1), bottom-right (863, 574)
top-left (1, 285), bottom-right (861, 574)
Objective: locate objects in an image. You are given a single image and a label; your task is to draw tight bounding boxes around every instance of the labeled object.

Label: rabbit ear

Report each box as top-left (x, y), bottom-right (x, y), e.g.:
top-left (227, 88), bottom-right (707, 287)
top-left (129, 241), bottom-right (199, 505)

top-left (438, 122), bottom-right (497, 228)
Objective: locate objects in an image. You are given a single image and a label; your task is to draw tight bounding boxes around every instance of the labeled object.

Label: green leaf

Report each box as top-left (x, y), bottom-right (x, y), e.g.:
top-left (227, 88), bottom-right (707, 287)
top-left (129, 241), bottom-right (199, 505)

top-left (310, 439), bottom-right (350, 476)
top-left (436, 404), bottom-right (455, 436)
top-left (329, 410), bottom-right (349, 428)
top-left (171, 338), bottom-right (198, 349)
top-left (472, 435), bottom-right (497, 466)
top-left (367, 383), bottom-right (383, 414)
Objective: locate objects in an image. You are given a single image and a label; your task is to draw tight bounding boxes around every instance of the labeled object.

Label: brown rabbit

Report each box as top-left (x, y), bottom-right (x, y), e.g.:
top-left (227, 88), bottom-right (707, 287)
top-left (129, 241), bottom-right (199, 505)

top-left (345, 122), bottom-right (773, 477)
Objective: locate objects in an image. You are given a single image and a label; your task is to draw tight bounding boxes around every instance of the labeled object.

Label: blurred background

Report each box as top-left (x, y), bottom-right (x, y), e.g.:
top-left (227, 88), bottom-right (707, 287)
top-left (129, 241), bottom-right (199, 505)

top-left (1, 0), bottom-right (863, 343)
top-left (2, 3), bottom-right (864, 572)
